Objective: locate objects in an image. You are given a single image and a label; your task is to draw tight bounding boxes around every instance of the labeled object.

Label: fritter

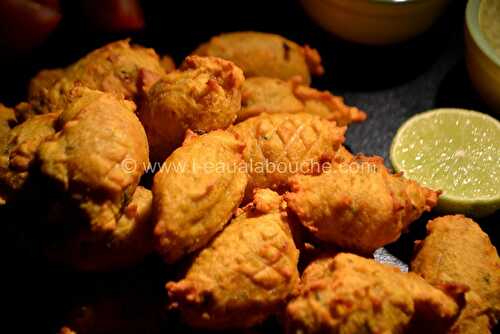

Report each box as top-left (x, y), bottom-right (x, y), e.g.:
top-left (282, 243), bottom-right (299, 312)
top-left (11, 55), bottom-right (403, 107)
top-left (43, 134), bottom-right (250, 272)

top-left (193, 31), bottom-right (324, 85)
top-left (239, 77), bottom-right (366, 125)
top-left (285, 253), bottom-right (460, 334)
top-left (411, 215), bottom-right (500, 331)
top-left (153, 130), bottom-right (247, 264)
top-left (29, 39), bottom-right (165, 113)
top-left (45, 186), bottom-right (154, 271)
top-left (138, 55), bottom-right (244, 163)
top-left (230, 112), bottom-right (346, 201)
top-left (160, 54), bottom-right (176, 73)
top-left (285, 156), bottom-right (439, 254)
top-left (0, 104), bottom-right (16, 149)
top-left (38, 87), bottom-right (149, 233)
top-left (0, 112), bottom-right (58, 204)
top-left (28, 67), bottom-right (65, 107)
top-left (167, 189), bottom-right (300, 330)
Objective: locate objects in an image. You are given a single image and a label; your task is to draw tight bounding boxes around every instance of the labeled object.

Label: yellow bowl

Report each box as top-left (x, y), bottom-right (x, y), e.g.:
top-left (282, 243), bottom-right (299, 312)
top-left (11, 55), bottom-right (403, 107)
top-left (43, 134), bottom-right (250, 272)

top-left (301, 0), bottom-right (450, 45)
top-left (465, 0), bottom-right (500, 112)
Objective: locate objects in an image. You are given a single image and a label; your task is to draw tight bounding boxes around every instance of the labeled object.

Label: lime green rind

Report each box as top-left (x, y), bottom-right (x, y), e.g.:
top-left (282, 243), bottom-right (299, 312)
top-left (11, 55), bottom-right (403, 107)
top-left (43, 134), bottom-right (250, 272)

top-left (390, 108), bottom-right (500, 218)
top-left (436, 195), bottom-right (500, 218)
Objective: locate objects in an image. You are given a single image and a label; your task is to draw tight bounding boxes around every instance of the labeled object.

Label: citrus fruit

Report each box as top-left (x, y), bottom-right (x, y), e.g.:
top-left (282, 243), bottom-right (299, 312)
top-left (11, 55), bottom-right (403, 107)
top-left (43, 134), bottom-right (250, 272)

top-left (390, 108), bottom-right (500, 218)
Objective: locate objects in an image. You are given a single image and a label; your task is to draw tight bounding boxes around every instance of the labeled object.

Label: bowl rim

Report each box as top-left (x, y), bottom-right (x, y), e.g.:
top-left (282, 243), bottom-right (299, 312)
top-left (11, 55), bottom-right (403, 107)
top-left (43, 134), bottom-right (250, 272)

top-left (314, 0), bottom-right (435, 4)
top-left (466, 0), bottom-right (500, 67)
top-left (371, 0), bottom-right (423, 3)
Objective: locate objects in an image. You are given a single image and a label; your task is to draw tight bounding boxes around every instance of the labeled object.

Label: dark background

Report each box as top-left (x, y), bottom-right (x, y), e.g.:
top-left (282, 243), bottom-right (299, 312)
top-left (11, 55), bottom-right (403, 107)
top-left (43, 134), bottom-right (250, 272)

top-left (1, 0), bottom-right (498, 333)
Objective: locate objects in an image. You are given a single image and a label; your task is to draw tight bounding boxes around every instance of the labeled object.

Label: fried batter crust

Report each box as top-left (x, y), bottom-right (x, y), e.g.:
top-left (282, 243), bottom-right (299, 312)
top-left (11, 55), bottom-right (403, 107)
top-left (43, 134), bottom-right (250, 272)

top-left (335, 145), bottom-right (354, 163)
top-left (285, 156), bottom-right (439, 254)
top-left (29, 40), bottom-right (164, 113)
top-left (286, 253), bottom-right (460, 334)
top-left (0, 112), bottom-right (58, 204)
top-left (194, 32), bottom-right (324, 85)
top-left (443, 291), bottom-right (493, 334)
top-left (239, 77), bottom-right (366, 125)
top-left (160, 54), bottom-right (176, 73)
top-left (153, 130), bottom-right (247, 264)
top-left (45, 186), bottom-right (154, 271)
top-left (167, 189), bottom-right (300, 330)
top-left (230, 112), bottom-right (345, 201)
top-left (0, 104), bottom-right (16, 150)
top-left (412, 215), bottom-right (500, 332)
top-left (58, 328), bottom-right (76, 334)
top-left (38, 88), bottom-right (149, 232)
top-left (28, 68), bottom-right (65, 106)
top-left (138, 55), bottom-right (244, 163)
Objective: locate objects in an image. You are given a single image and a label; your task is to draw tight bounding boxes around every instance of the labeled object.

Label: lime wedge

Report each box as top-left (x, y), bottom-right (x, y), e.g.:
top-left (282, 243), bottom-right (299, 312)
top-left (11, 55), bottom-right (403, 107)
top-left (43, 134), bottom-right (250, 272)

top-left (390, 108), bottom-right (500, 218)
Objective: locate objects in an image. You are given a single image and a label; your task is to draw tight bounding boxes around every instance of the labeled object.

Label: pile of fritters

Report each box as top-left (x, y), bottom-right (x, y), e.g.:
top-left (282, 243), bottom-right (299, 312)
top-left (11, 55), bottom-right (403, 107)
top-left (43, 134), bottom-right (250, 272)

top-left (0, 32), bottom-right (498, 334)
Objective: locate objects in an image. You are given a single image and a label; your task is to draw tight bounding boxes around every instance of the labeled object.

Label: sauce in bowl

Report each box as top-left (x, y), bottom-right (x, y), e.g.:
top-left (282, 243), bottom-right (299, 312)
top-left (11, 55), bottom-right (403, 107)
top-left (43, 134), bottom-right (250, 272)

top-left (479, 0), bottom-right (500, 59)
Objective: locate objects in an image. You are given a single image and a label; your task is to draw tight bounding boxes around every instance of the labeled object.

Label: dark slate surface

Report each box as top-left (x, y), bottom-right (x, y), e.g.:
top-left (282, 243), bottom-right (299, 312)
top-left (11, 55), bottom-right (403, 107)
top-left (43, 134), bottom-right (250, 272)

top-left (0, 0), bottom-right (498, 333)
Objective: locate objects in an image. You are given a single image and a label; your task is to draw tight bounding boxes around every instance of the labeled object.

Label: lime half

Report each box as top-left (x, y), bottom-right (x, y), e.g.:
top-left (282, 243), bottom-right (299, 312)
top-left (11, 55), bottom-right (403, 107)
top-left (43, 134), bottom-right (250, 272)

top-left (390, 108), bottom-right (500, 218)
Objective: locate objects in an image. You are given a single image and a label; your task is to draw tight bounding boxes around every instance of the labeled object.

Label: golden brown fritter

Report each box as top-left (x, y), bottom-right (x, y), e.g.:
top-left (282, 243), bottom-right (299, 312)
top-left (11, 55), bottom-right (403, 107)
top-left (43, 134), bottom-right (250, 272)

top-left (412, 215), bottom-right (500, 311)
top-left (160, 54), bottom-right (176, 73)
top-left (230, 112), bottom-right (345, 201)
top-left (29, 40), bottom-right (165, 113)
top-left (239, 77), bottom-right (366, 125)
top-left (0, 104), bottom-right (16, 149)
top-left (59, 328), bottom-right (76, 334)
top-left (0, 112), bottom-right (58, 204)
top-left (28, 67), bottom-right (65, 106)
top-left (285, 253), bottom-right (460, 334)
top-left (294, 83), bottom-right (366, 125)
top-left (45, 186), bottom-right (153, 271)
top-left (138, 55), bottom-right (244, 163)
top-left (335, 145), bottom-right (354, 163)
top-left (411, 215), bottom-right (500, 331)
top-left (193, 32), bottom-right (324, 85)
top-left (153, 130), bottom-right (248, 264)
top-left (442, 291), bottom-right (493, 334)
top-left (285, 156), bottom-right (439, 254)
top-left (13, 101), bottom-right (38, 123)
top-left (167, 189), bottom-right (300, 330)
top-left (240, 77), bottom-right (304, 120)
top-left (38, 88), bottom-right (149, 233)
